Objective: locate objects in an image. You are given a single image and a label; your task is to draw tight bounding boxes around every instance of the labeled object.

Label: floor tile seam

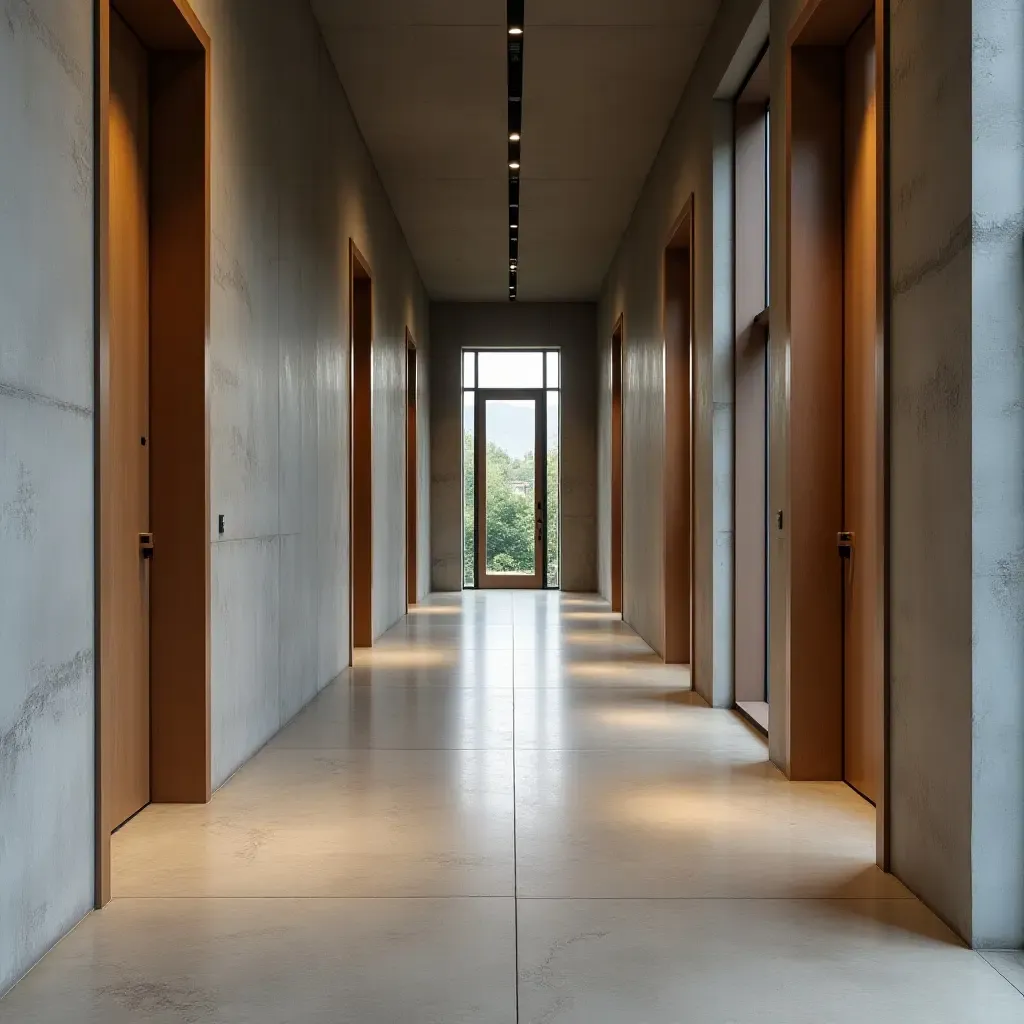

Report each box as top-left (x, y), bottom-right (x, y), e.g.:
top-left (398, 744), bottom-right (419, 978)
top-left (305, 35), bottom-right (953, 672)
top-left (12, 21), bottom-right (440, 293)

top-left (107, 895), bottom-right (517, 902)
top-left (343, 685), bottom-right (687, 689)
top-left (263, 745), bottom-right (771, 752)
top-left (106, 894), bottom-right (916, 902)
top-left (266, 745), bottom-right (519, 752)
top-left (511, 598), bottom-right (521, 1024)
top-left (510, 894), bottom-right (918, 902)
top-left (978, 953), bottom-right (1024, 999)
top-left (240, 744), bottom-right (519, 753)
top-left (509, 746), bottom-right (771, 752)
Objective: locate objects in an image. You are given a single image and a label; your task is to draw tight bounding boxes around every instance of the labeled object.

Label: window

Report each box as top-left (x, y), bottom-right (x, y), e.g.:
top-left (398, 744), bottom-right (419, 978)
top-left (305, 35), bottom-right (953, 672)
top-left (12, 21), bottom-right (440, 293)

top-left (461, 349), bottom-right (561, 589)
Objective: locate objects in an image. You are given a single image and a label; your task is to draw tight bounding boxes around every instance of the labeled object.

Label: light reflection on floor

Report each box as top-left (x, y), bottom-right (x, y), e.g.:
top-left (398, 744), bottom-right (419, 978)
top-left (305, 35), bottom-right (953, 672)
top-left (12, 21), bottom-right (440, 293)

top-left (3, 592), bottom-right (1022, 1022)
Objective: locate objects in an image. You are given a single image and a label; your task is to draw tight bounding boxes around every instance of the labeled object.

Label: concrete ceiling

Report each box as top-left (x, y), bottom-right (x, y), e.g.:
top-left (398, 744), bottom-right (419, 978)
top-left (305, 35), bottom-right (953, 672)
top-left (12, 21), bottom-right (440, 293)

top-left (310, 0), bottom-right (721, 301)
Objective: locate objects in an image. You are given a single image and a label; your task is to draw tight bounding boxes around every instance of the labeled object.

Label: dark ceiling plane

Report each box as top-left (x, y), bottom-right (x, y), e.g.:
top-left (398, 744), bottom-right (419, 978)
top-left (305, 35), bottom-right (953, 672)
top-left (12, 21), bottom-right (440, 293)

top-left (507, 0), bottom-right (523, 301)
top-left (309, 0), bottom-right (723, 301)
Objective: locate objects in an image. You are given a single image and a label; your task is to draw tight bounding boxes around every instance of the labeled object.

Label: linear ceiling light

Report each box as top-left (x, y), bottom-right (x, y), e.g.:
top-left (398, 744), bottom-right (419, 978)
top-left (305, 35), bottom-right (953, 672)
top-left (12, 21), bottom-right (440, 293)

top-left (507, 0), bottom-right (524, 301)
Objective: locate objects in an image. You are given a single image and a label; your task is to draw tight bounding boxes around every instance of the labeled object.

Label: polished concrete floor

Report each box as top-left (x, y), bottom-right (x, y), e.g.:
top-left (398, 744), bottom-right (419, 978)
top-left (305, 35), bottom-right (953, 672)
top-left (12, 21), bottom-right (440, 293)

top-left (3, 591), bottom-right (1024, 1021)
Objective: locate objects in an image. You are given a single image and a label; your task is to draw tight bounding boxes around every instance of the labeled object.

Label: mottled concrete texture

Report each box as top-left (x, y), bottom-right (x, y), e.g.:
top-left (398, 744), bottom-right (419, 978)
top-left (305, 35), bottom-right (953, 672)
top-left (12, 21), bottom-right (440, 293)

top-left (189, 0), bottom-right (430, 789)
top-left (0, 0), bottom-right (96, 998)
top-left (886, 0), bottom-right (974, 943)
top-left (597, 0), bottom-right (759, 704)
top-left (968, 0), bottom-right (1024, 948)
top-left (429, 303), bottom-right (597, 593)
top-left (888, 0), bottom-right (1024, 946)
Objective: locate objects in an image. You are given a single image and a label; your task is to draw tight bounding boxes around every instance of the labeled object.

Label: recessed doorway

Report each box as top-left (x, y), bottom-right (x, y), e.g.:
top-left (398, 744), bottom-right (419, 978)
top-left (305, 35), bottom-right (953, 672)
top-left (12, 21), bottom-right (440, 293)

top-left (97, 0), bottom-right (211, 906)
top-left (610, 316), bottom-right (624, 615)
top-left (350, 242), bottom-right (373, 649)
top-left (663, 199), bottom-right (695, 668)
top-left (785, 0), bottom-right (885, 823)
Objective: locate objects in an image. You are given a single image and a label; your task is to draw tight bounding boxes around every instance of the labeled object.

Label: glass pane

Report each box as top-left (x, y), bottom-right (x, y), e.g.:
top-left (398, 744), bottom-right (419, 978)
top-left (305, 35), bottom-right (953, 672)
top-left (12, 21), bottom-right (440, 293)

top-left (463, 350), bottom-right (475, 388)
top-left (477, 351), bottom-right (543, 389)
top-left (463, 392), bottom-right (475, 587)
top-left (546, 391), bottom-right (560, 588)
top-left (484, 399), bottom-right (536, 575)
top-left (546, 351), bottom-right (560, 389)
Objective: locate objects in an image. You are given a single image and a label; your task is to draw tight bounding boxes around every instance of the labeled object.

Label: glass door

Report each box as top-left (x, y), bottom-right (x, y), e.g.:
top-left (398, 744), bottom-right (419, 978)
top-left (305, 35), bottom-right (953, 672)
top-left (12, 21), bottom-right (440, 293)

top-left (475, 389), bottom-right (546, 589)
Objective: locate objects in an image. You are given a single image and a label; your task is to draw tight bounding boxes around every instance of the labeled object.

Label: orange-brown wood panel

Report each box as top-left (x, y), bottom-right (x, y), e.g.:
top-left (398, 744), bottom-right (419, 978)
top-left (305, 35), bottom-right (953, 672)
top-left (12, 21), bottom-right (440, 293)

top-left (108, 10), bottom-right (152, 832)
top-left (114, 0), bottom-right (205, 49)
top-left (663, 242), bottom-right (692, 666)
top-left (843, 14), bottom-right (880, 803)
top-left (787, 46), bottom-right (844, 780)
top-left (351, 246), bottom-right (374, 647)
top-left (872, 0), bottom-right (888, 867)
top-left (734, 100), bottom-right (768, 705)
top-left (406, 335), bottom-right (418, 609)
top-left (99, 0), bottom-right (210, 908)
top-left (611, 320), bottom-right (623, 614)
top-left (148, 46), bottom-right (211, 804)
top-left (790, 0), bottom-right (873, 45)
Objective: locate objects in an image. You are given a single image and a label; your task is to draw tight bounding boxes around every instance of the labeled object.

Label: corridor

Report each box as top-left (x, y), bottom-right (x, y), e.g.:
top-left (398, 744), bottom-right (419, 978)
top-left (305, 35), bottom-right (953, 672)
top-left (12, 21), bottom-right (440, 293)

top-left (3, 592), bottom-right (1023, 1022)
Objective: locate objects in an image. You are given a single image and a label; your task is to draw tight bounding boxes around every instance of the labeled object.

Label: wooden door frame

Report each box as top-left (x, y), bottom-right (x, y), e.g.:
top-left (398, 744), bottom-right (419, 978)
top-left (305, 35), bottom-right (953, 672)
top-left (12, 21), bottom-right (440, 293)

top-left (406, 329), bottom-right (417, 611)
top-left (610, 315), bottom-right (624, 615)
top-left (95, 0), bottom-right (211, 908)
top-left (662, 196), bottom-right (695, 670)
top-left (475, 388), bottom-right (546, 590)
top-left (349, 240), bottom-right (374, 651)
top-left (785, 0), bottom-right (889, 866)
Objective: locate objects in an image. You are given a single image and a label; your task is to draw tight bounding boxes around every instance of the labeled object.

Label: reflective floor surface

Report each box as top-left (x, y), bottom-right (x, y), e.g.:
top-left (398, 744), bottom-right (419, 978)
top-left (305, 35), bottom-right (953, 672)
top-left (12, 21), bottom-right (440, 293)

top-left (3, 591), bottom-right (1023, 1022)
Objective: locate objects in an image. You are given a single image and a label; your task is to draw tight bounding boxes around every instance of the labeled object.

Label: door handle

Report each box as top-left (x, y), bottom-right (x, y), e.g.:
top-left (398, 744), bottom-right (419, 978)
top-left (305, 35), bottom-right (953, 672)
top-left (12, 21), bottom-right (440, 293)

top-left (837, 531), bottom-right (853, 559)
top-left (139, 532), bottom-right (154, 559)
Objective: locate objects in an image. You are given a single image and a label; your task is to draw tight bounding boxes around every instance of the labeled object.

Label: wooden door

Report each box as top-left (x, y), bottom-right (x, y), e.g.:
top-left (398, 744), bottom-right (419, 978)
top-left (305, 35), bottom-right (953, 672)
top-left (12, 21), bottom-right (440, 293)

top-left (351, 247), bottom-right (373, 649)
top-left (406, 339), bottom-right (417, 608)
top-left (108, 10), bottom-right (151, 830)
top-left (843, 14), bottom-right (880, 803)
top-left (611, 321), bottom-right (623, 613)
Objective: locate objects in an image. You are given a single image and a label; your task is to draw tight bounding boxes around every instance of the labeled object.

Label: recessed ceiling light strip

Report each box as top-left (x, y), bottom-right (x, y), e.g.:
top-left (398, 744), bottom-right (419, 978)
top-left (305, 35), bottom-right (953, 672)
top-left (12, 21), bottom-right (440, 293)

top-left (507, 0), bottom-right (524, 300)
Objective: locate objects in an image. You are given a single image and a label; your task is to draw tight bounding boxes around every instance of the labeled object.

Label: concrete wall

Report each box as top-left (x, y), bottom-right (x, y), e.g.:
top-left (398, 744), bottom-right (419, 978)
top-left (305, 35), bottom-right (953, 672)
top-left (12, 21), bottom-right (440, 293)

top-left (0, 0), bottom-right (429, 995)
top-left (967, 0), bottom-right (1024, 947)
top-left (191, 0), bottom-right (430, 789)
top-left (430, 303), bottom-right (597, 593)
top-left (0, 0), bottom-right (96, 997)
top-left (885, 0), bottom-right (973, 944)
top-left (596, 0), bottom-right (764, 704)
top-left (888, 0), bottom-right (1024, 947)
